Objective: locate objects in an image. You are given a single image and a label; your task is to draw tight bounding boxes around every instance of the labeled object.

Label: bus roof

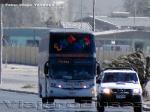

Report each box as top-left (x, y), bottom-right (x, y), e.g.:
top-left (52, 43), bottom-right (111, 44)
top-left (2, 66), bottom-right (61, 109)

top-left (49, 28), bottom-right (93, 34)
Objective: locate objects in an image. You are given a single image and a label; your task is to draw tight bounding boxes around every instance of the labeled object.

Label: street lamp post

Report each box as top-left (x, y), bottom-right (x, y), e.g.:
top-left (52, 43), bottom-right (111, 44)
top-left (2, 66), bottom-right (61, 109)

top-left (92, 0), bottom-right (96, 32)
top-left (133, 0), bottom-right (137, 28)
top-left (0, 4), bottom-right (3, 84)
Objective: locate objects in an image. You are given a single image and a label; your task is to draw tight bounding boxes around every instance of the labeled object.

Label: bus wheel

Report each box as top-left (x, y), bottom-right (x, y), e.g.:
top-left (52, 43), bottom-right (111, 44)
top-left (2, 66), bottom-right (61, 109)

top-left (97, 101), bottom-right (104, 112)
top-left (47, 98), bottom-right (54, 104)
top-left (42, 98), bottom-right (47, 104)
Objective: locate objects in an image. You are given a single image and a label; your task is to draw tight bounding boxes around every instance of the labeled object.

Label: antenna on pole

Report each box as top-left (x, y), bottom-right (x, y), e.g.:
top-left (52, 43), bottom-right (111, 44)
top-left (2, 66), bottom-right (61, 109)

top-left (92, 0), bottom-right (96, 32)
top-left (0, 4), bottom-right (3, 84)
top-left (80, 0), bottom-right (83, 29)
top-left (133, 0), bottom-right (136, 28)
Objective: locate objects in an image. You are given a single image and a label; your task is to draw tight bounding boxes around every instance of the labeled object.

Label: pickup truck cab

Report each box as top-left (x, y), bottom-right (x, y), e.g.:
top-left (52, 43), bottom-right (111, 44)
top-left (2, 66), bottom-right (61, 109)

top-left (96, 68), bottom-right (143, 112)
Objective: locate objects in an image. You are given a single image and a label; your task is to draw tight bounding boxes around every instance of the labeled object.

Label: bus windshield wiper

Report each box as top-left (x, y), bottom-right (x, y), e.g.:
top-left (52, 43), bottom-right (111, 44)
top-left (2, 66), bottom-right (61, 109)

top-left (63, 76), bottom-right (73, 80)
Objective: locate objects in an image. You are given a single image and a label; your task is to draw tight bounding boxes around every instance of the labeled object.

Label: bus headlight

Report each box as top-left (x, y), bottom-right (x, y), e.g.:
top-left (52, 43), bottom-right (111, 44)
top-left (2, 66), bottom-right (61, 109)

top-left (83, 85), bottom-right (87, 88)
top-left (80, 83), bottom-right (88, 89)
top-left (102, 88), bottom-right (112, 95)
top-left (58, 84), bottom-right (62, 88)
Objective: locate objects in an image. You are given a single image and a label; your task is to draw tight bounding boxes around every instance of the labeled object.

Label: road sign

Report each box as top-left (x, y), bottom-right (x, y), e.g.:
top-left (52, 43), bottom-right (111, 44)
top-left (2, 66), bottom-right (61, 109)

top-left (0, 0), bottom-right (22, 4)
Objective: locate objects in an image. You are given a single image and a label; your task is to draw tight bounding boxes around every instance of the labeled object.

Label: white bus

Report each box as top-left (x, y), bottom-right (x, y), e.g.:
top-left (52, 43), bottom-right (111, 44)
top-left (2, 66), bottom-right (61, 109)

top-left (38, 29), bottom-right (100, 103)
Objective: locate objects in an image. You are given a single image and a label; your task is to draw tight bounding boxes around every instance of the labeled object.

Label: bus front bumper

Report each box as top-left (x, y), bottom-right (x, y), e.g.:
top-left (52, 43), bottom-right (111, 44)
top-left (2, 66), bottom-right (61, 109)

top-left (47, 87), bottom-right (96, 98)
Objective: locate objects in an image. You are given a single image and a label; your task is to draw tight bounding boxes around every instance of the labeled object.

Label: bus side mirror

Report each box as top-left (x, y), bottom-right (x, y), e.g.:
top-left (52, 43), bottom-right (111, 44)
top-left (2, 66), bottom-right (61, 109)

top-left (96, 76), bottom-right (101, 84)
top-left (96, 79), bottom-right (101, 84)
top-left (44, 61), bottom-right (49, 75)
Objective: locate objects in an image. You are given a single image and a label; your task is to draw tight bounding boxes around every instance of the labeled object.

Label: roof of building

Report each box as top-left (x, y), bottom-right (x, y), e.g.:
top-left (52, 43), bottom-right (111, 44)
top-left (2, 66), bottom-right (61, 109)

top-left (60, 22), bottom-right (92, 31)
top-left (49, 28), bottom-right (93, 34)
top-left (93, 29), bottom-right (136, 36)
top-left (95, 16), bottom-right (150, 27)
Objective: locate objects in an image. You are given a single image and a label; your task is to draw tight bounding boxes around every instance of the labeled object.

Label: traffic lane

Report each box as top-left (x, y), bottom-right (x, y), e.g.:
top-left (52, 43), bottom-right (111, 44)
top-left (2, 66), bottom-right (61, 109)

top-left (2, 73), bottom-right (37, 84)
top-left (1, 74), bottom-right (37, 86)
top-left (44, 104), bottom-right (133, 112)
top-left (2, 78), bottom-right (37, 84)
top-left (0, 90), bottom-right (40, 112)
top-left (44, 100), bottom-right (133, 112)
top-left (0, 90), bottom-right (143, 112)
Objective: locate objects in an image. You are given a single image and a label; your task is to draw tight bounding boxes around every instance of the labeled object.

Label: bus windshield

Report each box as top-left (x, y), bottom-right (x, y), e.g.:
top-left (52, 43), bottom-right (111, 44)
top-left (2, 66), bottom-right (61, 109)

top-left (50, 64), bottom-right (94, 80)
top-left (50, 33), bottom-right (95, 54)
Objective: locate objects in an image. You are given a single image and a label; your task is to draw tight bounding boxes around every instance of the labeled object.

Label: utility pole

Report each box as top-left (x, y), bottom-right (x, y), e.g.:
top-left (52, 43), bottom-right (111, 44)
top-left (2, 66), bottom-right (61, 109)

top-left (0, 4), bottom-right (3, 84)
top-left (92, 0), bottom-right (96, 32)
top-left (80, 0), bottom-right (83, 29)
top-left (133, 0), bottom-right (137, 28)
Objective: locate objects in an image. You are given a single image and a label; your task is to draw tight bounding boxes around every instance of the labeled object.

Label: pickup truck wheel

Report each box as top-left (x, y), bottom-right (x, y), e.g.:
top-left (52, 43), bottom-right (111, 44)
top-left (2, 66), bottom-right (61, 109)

top-left (96, 101), bottom-right (104, 112)
top-left (134, 106), bottom-right (142, 112)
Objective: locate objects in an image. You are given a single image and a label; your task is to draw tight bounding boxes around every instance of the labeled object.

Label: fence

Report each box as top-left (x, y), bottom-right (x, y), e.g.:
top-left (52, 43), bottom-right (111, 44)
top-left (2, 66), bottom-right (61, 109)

top-left (2, 46), bottom-right (150, 65)
top-left (3, 46), bottom-right (38, 65)
top-left (96, 48), bottom-right (132, 63)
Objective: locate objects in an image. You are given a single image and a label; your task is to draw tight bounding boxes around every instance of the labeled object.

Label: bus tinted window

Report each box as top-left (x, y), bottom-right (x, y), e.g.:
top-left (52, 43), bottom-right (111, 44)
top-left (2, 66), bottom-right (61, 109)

top-left (50, 33), bottom-right (94, 54)
top-left (50, 64), bottom-right (94, 80)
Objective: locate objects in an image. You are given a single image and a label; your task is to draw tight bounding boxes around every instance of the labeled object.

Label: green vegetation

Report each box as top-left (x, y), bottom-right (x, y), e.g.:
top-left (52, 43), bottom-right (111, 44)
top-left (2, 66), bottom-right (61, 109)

top-left (104, 51), bottom-right (150, 96)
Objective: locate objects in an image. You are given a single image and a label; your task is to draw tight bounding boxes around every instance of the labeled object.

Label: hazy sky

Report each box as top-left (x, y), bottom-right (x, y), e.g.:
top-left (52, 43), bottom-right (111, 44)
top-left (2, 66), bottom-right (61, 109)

top-left (95, 0), bottom-right (125, 15)
top-left (67, 0), bottom-right (125, 21)
top-left (22, 0), bottom-right (126, 21)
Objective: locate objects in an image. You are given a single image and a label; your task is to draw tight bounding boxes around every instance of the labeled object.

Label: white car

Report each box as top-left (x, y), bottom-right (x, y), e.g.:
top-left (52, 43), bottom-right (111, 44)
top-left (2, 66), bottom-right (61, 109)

top-left (96, 68), bottom-right (143, 112)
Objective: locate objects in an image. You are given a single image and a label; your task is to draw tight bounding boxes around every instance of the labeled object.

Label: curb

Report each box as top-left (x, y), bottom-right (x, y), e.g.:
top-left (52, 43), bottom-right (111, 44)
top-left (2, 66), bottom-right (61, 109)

top-left (143, 99), bottom-right (150, 111)
top-left (143, 105), bottom-right (150, 111)
top-left (0, 88), bottom-right (38, 95)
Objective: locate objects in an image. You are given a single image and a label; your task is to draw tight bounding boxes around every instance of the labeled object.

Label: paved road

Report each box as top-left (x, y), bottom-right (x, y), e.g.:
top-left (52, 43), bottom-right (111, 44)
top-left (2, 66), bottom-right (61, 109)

top-left (2, 65), bottom-right (38, 84)
top-left (0, 90), bottom-right (144, 112)
top-left (0, 65), bottom-right (38, 93)
top-left (2, 74), bottom-right (37, 84)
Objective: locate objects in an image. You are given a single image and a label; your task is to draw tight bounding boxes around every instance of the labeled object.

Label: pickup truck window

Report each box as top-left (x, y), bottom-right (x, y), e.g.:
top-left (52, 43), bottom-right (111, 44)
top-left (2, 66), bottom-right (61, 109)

top-left (102, 72), bottom-right (138, 83)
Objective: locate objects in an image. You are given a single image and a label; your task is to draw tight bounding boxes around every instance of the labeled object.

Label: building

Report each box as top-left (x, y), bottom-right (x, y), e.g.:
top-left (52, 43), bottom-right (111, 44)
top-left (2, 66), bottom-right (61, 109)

top-left (94, 30), bottom-right (150, 62)
top-left (76, 16), bottom-right (150, 31)
top-left (67, 0), bottom-right (124, 21)
top-left (3, 23), bottom-right (92, 47)
top-left (3, 28), bottom-right (150, 65)
top-left (3, 27), bottom-right (50, 46)
top-left (60, 22), bottom-right (92, 31)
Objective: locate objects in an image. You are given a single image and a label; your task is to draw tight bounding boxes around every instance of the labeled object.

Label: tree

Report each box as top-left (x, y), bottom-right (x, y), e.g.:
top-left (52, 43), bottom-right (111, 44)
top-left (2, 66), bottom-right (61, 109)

top-left (124, 0), bottom-right (150, 16)
top-left (3, 0), bottom-right (58, 27)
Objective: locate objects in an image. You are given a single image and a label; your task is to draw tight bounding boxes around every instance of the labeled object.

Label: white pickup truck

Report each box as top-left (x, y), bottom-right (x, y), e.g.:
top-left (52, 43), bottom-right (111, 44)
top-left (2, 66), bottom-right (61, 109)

top-left (96, 68), bottom-right (143, 112)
